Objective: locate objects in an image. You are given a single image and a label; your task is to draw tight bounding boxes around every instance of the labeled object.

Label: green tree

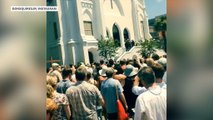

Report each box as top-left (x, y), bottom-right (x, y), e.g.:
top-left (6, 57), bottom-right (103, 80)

top-left (98, 37), bottom-right (118, 60)
top-left (155, 15), bottom-right (167, 52)
top-left (139, 39), bottom-right (160, 58)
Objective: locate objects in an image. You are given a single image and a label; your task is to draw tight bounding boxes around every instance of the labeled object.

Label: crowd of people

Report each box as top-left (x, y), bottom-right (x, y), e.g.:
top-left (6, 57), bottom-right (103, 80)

top-left (46, 54), bottom-right (167, 120)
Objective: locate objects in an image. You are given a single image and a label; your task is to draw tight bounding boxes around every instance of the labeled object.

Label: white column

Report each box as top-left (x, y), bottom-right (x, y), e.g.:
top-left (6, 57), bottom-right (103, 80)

top-left (76, 0), bottom-right (85, 36)
top-left (119, 27), bottom-right (125, 48)
top-left (94, 0), bottom-right (106, 38)
top-left (132, 0), bottom-right (141, 41)
top-left (142, 0), bottom-right (152, 39)
top-left (67, 40), bottom-right (77, 65)
top-left (143, 11), bottom-right (152, 39)
top-left (73, 0), bottom-right (88, 64)
top-left (136, 1), bottom-right (142, 41)
top-left (83, 42), bottom-right (89, 64)
top-left (57, 0), bottom-right (67, 65)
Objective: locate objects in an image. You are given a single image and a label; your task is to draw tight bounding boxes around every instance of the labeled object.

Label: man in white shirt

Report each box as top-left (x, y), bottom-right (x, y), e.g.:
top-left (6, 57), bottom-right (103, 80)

top-left (134, 67), bottom-right (166, 120)
top-left (152, 63), bottom-right (167, 89)
top-left (132, 63), bottom-right (166, 95)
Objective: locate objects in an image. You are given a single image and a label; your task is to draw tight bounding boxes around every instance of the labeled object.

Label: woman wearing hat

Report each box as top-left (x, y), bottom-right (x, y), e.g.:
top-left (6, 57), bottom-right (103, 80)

top-left (123, 64), bottom-right (139, 118)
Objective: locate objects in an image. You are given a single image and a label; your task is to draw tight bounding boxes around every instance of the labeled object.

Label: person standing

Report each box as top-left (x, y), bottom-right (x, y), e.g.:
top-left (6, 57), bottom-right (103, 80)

top-left (131, 39), bottom-right (135, 47)
top-left (57, 68), bottom-right (75, 94)
top-left (47, 76), bottom-right (71, 120)
top-left (134, 67), bottom-right (166, 120)
top-left (132, 63), bottom-right (166, 95)
top-left (101, 68), bottom-right (128, 120)
top-left (48, 63), bottom-right (63, 82)
top-left (66, 66), bottom-right (104, 120)
top-left (123, 64), bottom-right (138, 117)
top-left (46, 98), bottom-right (58, 120)
top-left (125, 39), bottom-right (131, 51)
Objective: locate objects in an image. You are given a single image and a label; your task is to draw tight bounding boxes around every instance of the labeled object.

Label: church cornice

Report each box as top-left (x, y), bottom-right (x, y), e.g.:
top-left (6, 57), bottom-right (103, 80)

top-left (82, 39), bottom-right (98, 46)
top-left (83, 36), bottom-right (98, 46)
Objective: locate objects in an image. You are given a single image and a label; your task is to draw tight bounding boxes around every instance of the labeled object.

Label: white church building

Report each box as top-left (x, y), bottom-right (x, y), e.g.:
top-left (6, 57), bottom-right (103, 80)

top-left (47, 0), bottom-right (151, 66)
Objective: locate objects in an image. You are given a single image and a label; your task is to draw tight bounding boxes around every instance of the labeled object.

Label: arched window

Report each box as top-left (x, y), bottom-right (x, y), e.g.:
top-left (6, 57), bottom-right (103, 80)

top-left (112, 24), bottom-right (121, 47)
top-left (123, 28), bottom-right (130, 41)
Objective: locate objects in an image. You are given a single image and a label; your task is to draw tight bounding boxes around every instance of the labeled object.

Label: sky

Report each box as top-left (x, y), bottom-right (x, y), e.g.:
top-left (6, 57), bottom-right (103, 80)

top-left (145, 0), bottom-right (166, 19)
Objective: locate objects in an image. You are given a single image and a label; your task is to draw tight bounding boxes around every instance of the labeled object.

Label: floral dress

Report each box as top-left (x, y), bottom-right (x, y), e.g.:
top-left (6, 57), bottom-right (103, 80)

top-left (52, 92), bottom-right (69, 120)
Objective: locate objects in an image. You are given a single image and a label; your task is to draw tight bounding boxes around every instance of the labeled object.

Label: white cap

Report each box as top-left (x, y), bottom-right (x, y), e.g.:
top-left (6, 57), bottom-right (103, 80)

top-left (52, 63), bottom-right (59, 67)
top-left (158, 58), bottom-right (167, 67)
top-left (99, 66), bottom-right (108, 77)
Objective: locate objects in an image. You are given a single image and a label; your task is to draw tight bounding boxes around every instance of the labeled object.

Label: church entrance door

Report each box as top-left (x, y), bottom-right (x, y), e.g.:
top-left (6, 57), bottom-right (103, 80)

top-left (88, 51), bottom-right (94, 64)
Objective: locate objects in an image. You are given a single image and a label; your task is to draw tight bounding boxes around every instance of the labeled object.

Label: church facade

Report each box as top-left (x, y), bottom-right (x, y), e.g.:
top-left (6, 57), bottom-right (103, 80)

top-left (47, 0), bottom-right (151, 66)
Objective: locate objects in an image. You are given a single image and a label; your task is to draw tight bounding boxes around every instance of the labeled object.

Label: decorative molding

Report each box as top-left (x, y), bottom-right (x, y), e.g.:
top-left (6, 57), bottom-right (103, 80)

top-left (82, 35), bottom-right (96, 40)
top-left (83, 9), bottom-right (93, 20)
top-left (67, 39), bottom-right (78, 45)
top-left (88, 46), bottom-right (98, 50)
top-left (81, 1), bottom-right (93, 9)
